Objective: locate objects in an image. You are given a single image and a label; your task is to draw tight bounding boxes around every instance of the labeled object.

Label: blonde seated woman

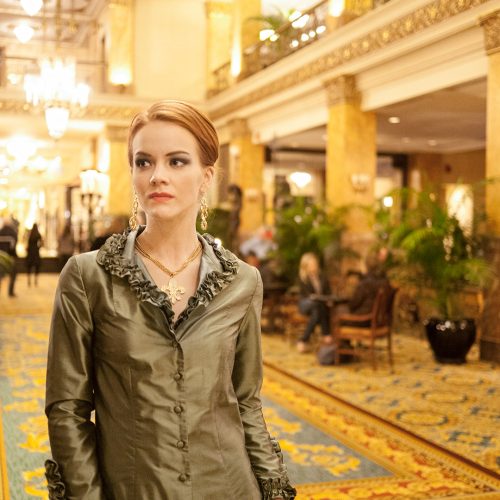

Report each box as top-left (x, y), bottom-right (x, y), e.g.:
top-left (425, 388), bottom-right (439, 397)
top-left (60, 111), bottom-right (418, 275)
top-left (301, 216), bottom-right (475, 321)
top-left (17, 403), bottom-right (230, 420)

top-left (296, 252), bottom-right (333, 353)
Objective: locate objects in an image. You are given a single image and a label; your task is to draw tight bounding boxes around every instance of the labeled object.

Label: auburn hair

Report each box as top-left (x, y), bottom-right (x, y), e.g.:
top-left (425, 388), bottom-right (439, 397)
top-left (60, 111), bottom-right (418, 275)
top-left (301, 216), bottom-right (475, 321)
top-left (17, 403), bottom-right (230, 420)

top-left (128, 100), bottom-right (219, 167)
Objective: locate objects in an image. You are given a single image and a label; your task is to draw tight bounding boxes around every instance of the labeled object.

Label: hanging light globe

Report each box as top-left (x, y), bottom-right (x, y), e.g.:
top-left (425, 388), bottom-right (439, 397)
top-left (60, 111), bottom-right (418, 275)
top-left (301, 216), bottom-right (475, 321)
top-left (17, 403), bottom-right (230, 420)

top-left (13, 23), bottom-right (34, 43)
top-left (21, 0), bottom-right (43, 16)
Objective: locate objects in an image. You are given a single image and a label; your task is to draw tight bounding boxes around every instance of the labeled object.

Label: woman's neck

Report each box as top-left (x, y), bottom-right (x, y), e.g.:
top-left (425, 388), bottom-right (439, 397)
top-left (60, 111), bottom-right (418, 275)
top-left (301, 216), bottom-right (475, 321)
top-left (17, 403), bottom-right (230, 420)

top-left (137, 218), bottom-right (200, 265)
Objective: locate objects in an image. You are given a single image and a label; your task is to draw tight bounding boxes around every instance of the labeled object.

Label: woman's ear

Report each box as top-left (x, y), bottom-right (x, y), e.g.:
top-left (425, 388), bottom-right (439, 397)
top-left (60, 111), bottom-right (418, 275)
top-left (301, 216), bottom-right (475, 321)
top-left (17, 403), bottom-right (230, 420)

top-left (201, 166), bottom-right (215, 193)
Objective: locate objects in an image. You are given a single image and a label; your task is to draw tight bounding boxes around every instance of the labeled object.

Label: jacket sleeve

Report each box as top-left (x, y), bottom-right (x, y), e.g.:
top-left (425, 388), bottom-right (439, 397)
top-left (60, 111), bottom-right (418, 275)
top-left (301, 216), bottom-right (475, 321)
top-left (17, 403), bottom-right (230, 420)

top-left (45, 256), bottom-right (105, 499)
top-left (232, 268), bottom-right (296, 500)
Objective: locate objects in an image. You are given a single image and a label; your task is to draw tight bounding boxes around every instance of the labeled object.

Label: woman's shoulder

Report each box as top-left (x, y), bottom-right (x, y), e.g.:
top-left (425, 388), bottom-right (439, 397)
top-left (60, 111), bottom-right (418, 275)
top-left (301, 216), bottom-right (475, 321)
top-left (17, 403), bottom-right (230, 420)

top-left (62, 251), bottom-right (101, 277)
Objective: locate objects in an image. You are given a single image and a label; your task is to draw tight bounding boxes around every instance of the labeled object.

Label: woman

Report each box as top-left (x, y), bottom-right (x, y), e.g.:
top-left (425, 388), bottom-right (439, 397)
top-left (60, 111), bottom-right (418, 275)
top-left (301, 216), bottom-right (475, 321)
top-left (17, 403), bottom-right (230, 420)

top-left (296, 252), bottom-right (332, 353)
top-left (45, 100), bottom-right (296, 500)
top-left (26, 222), bottom-right (42, 286)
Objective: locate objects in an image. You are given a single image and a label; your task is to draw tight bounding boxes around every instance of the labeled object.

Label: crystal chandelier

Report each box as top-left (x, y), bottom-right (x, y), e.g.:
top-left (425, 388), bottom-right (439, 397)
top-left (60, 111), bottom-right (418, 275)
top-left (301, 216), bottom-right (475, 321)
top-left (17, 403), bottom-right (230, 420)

top-left (24, 58), bottom-right (90, 139)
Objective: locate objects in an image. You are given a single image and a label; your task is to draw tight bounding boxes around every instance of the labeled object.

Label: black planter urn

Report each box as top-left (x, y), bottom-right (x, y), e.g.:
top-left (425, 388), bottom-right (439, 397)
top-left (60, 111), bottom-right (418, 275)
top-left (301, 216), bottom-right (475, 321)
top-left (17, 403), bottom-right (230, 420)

top-left (424, 318), bottom-right (476, 364)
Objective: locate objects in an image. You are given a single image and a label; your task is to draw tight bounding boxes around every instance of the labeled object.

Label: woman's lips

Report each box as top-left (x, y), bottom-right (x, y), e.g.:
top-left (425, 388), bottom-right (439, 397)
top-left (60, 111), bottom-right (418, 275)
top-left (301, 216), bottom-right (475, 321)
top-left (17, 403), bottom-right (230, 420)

top-left (149, 192), bottom-right (174, 201)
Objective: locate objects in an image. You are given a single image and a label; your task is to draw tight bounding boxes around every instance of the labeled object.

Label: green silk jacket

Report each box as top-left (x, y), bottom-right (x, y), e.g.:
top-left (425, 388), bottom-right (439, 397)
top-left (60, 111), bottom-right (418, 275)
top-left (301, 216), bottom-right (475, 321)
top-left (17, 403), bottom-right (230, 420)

top-left (45, 229), bottom-right (296, 500)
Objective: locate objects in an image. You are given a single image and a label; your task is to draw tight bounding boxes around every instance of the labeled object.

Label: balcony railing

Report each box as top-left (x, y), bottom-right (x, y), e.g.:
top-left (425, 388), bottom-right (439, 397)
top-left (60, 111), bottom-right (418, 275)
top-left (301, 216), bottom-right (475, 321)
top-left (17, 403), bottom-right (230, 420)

top-left (209, 0), bottom-right (393, 97)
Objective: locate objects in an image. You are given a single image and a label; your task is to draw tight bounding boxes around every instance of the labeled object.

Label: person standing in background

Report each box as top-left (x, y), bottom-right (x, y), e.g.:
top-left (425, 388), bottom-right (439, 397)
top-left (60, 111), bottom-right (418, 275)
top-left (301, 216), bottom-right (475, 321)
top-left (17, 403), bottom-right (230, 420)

top-left (26, 223), bottom-right (43, 287)
top-left (0, 215), bottom-right (18, 297)
top-left (57, 223), bottom-right (75, 271)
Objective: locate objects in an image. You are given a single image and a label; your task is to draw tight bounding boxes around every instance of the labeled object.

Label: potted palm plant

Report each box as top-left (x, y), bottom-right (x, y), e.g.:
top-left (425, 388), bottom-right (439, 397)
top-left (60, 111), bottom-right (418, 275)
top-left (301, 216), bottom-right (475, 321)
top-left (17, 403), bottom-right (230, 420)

top-left (272, 197), bottom-right (357, 283)
top-left (379, 187), bottom-right (493, 363)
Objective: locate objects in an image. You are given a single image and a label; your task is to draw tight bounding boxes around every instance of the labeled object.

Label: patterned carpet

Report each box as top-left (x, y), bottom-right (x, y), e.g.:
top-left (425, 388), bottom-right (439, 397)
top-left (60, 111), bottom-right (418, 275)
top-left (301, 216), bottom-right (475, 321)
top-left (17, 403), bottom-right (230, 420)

top-left (263, 365), bottom-right (500, 499)
top-left (0, 275), bottom-right (499, 499)
top-left (262, 333), bottom-right (500, 479)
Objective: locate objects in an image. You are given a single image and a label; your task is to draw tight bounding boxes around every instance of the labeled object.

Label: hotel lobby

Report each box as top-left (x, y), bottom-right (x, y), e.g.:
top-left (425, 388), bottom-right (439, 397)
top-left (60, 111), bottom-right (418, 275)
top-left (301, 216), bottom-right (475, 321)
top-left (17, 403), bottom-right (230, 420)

top-left (0, 0), bottom-right (499, 498)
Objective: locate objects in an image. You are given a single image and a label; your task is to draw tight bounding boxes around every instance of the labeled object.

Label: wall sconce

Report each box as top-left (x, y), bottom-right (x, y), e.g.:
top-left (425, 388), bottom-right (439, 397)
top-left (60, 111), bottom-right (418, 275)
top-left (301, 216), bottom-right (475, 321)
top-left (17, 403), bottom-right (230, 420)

top-left (289, 171), bottom-right (312, 190)
top-left (245, 188), bottom-right (260, 202)
top-left (79, 168), bottom-right (109, 249)
top-left (350, 173), bottom-right (371, 192)
top-left (229, 144), bottom-right (240, 158)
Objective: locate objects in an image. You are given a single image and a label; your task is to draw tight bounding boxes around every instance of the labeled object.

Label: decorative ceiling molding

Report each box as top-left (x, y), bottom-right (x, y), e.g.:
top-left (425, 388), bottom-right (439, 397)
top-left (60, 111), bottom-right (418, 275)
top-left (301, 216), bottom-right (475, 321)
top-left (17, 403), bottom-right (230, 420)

top-left (0, 98), bottom-right (141, 122)
top-left (480, 9), bottom-right (500, 54)
top-left (209, 0), bottom-right (491, 121)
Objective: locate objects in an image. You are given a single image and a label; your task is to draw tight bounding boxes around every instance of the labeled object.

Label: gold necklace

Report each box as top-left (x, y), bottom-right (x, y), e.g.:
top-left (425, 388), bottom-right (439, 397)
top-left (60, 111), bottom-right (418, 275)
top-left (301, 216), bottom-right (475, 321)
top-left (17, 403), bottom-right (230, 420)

top-left (135, 239), bottom-right (202, 304)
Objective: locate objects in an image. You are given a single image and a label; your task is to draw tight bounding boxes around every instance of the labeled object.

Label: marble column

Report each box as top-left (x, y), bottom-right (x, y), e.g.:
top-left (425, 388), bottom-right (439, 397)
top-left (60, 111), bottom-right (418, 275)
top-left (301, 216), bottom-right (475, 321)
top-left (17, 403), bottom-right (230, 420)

top-left (479, 10), bottom-right (500, 362)
top-left (106, 125), bottom-right (132, 217)
top-left (205, 1), bottom-right (233, 93)
top-left (324, 75), bottom-right (376, 263)
top-left (107, 0), bottom-right (134, 89)
top-left (229, 118), bottom-right (264, 236)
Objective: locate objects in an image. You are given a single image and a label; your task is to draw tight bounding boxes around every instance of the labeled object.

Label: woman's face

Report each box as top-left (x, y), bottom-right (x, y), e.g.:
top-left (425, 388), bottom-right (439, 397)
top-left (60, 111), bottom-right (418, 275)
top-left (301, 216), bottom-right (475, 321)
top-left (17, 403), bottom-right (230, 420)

top-left (131, 121), bottom-right (214, 226)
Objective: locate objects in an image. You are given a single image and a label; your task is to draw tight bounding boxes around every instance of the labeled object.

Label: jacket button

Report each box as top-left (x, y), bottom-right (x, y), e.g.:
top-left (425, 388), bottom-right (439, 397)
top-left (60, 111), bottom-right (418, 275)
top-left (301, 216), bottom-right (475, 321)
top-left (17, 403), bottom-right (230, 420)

top-left (178, 473), bottom-right (187, 482)
top-left (173, 372), bottom-right (182, 381)
top-left (174, 405), bottom-right (183, 414)
top-left (176, 440), bottom-right (185, 449)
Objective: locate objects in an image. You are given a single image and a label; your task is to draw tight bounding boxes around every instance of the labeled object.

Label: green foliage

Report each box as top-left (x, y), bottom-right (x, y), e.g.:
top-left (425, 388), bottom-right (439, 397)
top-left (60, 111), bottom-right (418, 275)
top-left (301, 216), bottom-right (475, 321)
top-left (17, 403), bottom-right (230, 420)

top-left (0, 250), bottom-right (13, 278)
top-left (375, 187), bottom-right (494, 319)
top-left (196, 207), bottom-right (232, 248)
top-left (246, 5), bottom-right (295, 32)
top-left (272, 197), bottom-right (357, 281)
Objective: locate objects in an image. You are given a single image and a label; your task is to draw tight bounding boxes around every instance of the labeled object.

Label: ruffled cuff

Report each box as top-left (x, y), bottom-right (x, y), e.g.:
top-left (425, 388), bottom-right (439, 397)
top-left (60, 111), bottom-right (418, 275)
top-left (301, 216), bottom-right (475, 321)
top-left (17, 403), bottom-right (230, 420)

top-left (257, 437), bottom-right (297, 499)
top-left (45, 459), bottom-right (67, 499)
top-left (258, 476), bottom-right (297, 499)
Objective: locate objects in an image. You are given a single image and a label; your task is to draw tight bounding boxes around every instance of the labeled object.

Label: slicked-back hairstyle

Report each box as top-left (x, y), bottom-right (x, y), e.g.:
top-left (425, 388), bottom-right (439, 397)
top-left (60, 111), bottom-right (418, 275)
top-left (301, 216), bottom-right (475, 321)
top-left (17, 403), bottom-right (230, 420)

top-left (128, 100), bottom-right (219, 168)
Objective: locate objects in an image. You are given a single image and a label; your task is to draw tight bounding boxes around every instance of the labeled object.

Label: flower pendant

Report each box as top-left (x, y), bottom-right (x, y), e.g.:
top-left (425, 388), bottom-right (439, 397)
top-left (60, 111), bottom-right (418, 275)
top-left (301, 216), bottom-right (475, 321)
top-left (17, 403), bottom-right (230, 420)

top-left (161, 279), bottom-right (185, 304)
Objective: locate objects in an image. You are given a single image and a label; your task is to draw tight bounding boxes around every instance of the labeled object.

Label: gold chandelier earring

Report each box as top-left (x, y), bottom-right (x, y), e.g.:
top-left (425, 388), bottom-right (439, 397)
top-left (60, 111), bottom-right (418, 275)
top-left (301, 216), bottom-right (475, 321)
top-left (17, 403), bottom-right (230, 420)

top-left (200, 196), bottom-right (209, 231)
top-left (129, 193), bottom-right (139, 230)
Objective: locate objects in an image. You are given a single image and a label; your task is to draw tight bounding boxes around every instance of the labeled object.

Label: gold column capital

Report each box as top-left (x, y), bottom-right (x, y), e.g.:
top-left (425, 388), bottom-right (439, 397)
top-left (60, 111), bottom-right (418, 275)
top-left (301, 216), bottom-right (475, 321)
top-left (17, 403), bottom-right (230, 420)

top-left (106, 125), bottom-right (129, 142)
top-left (229, 118), bottom-right (250, 138)
top-left (205, 1), bottom-right (233, 17)
top-left (109, 0), bottom-right (132, 6)
top-left (480, 10), bottom-right (500, 55)
top-left (323, 75), bottom-right (359, 107)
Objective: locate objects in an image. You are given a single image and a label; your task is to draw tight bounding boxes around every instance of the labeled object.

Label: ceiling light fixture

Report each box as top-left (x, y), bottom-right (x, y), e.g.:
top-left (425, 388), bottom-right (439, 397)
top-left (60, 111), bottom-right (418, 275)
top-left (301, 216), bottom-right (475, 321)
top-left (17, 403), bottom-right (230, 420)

top-left (21, 0), bottom-right (43, 16)
top-left (24, 58), bottom-right (90, 139)
top-left (388, 116), bottom-right (400, 124)
top-left (14, 23), bottom-right (34, 43)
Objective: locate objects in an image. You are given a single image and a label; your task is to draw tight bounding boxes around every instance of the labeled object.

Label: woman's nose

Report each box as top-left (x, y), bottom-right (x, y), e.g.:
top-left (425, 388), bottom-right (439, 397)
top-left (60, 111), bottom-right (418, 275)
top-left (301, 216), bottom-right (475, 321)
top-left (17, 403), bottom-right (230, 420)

top-left (150, 163), bottom-right (170, 185)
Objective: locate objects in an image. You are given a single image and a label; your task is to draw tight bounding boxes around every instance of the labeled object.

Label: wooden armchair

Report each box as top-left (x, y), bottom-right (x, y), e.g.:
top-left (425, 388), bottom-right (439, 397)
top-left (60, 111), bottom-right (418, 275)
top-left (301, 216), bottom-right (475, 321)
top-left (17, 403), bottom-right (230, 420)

top-left (333, 286), bottom-right (397, 370)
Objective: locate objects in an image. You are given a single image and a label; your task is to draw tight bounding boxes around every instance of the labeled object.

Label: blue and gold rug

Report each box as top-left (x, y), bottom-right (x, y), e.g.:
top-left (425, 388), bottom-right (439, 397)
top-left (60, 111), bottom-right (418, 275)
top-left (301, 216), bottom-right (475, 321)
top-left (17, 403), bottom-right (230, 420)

top-left (0, 313), bottom-right (498, 498)
top-left (263, 365), bottom-right (500, 499)
top-left (262, 333), bottom-right (500, 478)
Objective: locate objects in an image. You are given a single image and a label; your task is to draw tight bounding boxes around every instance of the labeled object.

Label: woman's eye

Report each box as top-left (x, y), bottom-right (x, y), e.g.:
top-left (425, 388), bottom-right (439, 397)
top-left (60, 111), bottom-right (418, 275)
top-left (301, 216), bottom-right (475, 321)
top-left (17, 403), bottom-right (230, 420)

top-left (170, 158), bottom-right (188, 168)
top-left (134, 158), bottom-right (151, 168)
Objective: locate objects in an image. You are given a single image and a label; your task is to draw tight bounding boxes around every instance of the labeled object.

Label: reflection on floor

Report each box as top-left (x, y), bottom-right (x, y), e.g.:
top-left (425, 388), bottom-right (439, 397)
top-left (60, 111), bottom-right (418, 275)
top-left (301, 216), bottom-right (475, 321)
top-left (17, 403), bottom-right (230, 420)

top-left (0, 274), bottom-right (499, 499)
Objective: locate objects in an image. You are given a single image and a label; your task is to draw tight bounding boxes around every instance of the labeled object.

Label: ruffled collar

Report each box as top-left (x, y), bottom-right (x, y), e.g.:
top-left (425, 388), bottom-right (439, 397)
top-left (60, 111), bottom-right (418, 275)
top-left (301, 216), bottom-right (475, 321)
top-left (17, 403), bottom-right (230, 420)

top-left (96, 227), bottom-right (239, 329)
